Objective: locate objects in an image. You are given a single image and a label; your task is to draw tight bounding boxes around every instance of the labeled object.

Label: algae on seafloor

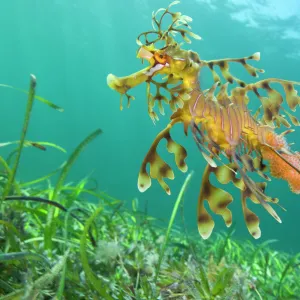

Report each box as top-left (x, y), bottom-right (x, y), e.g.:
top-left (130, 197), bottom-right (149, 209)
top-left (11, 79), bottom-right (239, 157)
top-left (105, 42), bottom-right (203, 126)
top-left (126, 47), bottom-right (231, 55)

top-left (1, 76), bottom-right (300, 299)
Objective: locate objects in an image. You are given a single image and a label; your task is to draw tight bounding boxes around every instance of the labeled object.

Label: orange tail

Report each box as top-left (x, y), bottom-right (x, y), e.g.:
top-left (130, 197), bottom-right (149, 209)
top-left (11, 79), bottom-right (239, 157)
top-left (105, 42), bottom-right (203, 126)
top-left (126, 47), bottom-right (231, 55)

top-left (262, 131), bottom-right (300, 194)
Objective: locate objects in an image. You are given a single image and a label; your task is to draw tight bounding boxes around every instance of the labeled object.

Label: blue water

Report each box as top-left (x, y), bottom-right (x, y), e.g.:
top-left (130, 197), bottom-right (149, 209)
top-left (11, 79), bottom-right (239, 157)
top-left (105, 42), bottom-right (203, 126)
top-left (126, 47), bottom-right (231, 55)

top-left (1, 0), bottom-right (300, 252)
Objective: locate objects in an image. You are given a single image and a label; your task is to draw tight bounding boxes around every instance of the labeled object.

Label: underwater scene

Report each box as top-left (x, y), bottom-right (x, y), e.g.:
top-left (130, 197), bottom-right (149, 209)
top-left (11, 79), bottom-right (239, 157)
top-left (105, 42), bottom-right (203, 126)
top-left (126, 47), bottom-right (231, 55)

top-left (1, 0), bottom-right (300, 299)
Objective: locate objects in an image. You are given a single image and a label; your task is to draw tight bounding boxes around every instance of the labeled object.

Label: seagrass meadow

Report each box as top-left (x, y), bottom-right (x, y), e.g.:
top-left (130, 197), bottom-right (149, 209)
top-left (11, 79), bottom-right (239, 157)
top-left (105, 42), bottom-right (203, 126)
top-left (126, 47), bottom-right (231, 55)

top-left (1, 0), bottom-right (300, 299)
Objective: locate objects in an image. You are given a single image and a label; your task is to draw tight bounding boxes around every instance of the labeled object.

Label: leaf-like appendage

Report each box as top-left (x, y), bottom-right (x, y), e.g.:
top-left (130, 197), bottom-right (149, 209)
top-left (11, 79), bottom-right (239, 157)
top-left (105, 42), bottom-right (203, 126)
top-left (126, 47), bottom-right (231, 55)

top-left (146, 79), bottom-right (192, 121)
top-left (197, 152), bottom-right (280, 240)
top-left (136, 1), bottom-right (201, 49)
top-left (197, 164), bottom-right (233, 240)
top-left (202, 52), bottom-right (264, 87)
top-left (236, 79), bottom-right (300, 128)
top-left (241, 193), bottom-right (261, 239)
top-left (283, 82), bottom-right (300, 111)
top-left (138, 122), bottom-right (188, 195)
top-left (166, 132), bottom-right (188, 172)
top-left (212, 162), bottom-right (244, 190)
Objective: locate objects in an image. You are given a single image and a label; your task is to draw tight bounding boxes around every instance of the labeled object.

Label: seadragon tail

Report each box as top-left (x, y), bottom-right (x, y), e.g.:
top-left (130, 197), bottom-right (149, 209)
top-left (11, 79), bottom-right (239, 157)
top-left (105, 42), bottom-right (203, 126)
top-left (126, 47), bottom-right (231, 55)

top-left (262, 147), bottom-right (300, 194)
top-left (261, 130), bottom-right (300, 194)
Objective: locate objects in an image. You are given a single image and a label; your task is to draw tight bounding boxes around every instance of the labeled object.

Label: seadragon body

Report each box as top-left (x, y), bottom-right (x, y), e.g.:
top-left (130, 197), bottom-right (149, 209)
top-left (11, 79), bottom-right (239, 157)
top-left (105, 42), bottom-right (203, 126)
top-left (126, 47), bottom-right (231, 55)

top-left (107, 1), bottom-right (300, 239)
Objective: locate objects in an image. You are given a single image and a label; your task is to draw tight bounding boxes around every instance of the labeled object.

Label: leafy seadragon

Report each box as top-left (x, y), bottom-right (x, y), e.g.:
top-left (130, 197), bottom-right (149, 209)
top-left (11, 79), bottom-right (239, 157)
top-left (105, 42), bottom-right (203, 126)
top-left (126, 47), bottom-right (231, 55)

top-left (107, 1), bottom-right (300, 239)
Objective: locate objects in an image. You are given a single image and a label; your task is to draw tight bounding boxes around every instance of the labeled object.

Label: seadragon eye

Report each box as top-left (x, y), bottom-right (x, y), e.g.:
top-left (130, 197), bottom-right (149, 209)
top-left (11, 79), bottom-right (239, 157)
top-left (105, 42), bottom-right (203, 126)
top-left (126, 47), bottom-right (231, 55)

top-left (154, 52), bottom-right (167, 64)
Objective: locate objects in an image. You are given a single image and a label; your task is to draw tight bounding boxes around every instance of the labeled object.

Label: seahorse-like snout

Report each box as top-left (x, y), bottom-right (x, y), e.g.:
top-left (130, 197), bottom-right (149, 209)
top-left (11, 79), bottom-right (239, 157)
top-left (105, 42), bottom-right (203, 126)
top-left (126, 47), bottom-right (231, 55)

top-left (107, 67), bottom-right (151, 94)
top-left (107, 74), bottom-right (126, 94)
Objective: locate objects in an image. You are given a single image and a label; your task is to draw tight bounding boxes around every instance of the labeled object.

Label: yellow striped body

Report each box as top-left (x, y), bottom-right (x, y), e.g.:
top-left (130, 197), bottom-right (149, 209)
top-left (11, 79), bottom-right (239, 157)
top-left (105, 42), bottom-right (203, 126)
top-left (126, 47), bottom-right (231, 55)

top-left (189, 88), bottom-right (270, 152)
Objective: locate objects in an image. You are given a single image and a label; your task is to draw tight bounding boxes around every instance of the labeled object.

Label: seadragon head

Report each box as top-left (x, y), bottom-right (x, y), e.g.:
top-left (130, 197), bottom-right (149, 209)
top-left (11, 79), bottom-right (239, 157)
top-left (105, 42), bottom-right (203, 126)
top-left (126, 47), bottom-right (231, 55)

top-left (107, 1), bottom-right (201, 121)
